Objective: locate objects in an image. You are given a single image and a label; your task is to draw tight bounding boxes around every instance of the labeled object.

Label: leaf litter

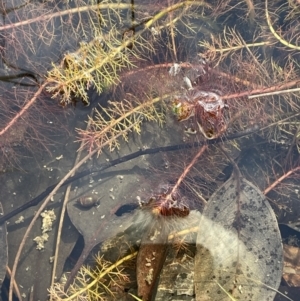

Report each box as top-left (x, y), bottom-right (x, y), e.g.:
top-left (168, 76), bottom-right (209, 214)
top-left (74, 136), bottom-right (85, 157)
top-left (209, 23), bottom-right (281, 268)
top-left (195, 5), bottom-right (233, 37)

top-left (195, 173), bottom-right (283, 301)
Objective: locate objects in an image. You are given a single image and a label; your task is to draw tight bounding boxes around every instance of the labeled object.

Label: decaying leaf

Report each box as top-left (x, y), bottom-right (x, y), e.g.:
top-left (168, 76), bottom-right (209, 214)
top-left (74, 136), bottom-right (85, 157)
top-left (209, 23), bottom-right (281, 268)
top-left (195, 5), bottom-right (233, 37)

top-left (136, 220), bottom-right (169, 301)
top-left (136, 207), bottom-right (201, 301)
top-left (155, 212), bottom-right (202, 301)
top-left (283, 244), bottom-right (300, 287)
top-left (195, 173), bottom-right (283, 301)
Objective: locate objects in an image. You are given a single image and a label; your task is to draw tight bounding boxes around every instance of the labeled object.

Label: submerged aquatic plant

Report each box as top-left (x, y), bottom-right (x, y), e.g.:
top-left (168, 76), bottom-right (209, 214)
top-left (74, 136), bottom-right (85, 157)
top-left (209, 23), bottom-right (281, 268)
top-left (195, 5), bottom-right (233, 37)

top-left (49, 252), bottom-right (137, 301)
top-left (2, 0), bottom-right (300, 300)
top-left (76, 94), bottom-right (167, 154)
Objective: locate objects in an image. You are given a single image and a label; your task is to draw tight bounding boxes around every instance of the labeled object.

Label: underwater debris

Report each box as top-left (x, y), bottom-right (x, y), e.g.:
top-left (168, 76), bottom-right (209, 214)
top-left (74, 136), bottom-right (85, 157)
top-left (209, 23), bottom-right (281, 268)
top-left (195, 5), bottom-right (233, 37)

top-left (33, 209), bottom-right (56, 250)
top-left (41, 209), bottom-right (56, 233)
top-left (172, 88), bottom-right (228, 139)
top-left (33, 233), bottom-right (49, 250)
top-left (15, 216), bottom-right (24, 224)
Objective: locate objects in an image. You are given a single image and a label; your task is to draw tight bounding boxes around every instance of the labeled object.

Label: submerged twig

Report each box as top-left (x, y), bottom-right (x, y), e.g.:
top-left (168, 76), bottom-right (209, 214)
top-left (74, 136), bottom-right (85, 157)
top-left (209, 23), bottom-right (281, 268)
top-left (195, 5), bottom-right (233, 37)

top-left (49, 110), bottom-right (94, 301)
top-left (263, 166), bottom-right (300, 195)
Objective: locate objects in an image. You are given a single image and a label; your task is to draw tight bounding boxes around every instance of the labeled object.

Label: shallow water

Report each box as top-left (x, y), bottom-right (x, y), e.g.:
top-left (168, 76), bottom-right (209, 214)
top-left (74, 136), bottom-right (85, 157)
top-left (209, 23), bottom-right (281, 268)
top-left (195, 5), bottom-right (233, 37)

top-left (0, 1), bottom-right (300, 301)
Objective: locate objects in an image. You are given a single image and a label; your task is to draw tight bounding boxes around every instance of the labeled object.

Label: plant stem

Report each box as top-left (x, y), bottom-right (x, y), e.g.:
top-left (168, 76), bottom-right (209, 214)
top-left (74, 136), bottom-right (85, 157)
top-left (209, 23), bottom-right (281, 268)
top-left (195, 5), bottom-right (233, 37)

top-left (0, 83), bottom-right (46, 138)
top-left (263, 166), bottom-right (300, 195)
top-left (222, 79), bottom-right (300, 100)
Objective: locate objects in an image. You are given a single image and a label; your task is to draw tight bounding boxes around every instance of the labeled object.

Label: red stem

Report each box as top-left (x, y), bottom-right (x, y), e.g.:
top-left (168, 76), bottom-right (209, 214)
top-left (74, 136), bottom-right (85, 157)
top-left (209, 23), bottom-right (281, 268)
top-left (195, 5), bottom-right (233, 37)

top-left (263, 166), bottom-right (300, 195)
top-left (0, 83), bottom-right (46, 137)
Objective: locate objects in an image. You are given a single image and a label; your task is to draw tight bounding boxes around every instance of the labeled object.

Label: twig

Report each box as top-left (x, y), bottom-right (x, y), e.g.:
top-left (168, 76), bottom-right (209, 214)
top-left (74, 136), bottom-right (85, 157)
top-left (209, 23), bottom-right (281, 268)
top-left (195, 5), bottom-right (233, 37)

top-left (5, 266), bottom-right (23, 301)
top-left (8, 123), bottom-right (138, 301)
top-left (263, 166), bottom-right (300, 195)
top-left (248, 87), bottom-right (300, 99)
top-left (0, 83), bottom-right (46, 138)
top-left (222, 78), bottom-right (300, 100)
top-left (169, 146), bottom-right (207, 196)
top-left (168, 0), bottom-right (178, 61)
top-left (0, 3), bottom-right (136, 31)
top-left (244, 0), bottom-right (255, 21)
top-left (168, 226), bottom-right (198, 240)
top-left (49, 109), bottom-right (94, 301)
